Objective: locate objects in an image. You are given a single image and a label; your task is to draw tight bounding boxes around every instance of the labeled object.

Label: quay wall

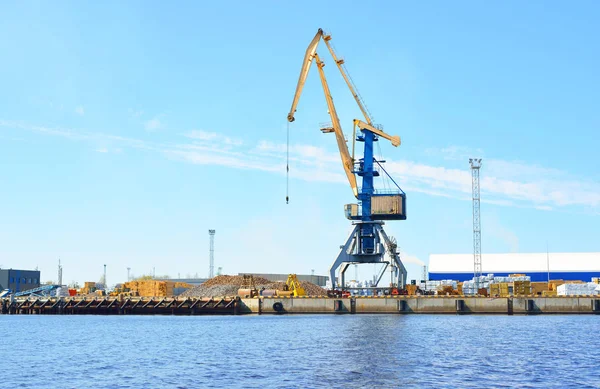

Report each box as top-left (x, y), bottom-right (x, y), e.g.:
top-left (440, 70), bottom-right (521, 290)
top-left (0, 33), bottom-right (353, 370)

top-left (241, 296), bottom-right (600, 315)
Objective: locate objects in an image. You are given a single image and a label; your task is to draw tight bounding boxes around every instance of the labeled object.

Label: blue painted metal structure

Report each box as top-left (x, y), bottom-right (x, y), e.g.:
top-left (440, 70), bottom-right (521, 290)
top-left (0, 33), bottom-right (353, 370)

top-left (329, 129), bottom-right (408, 290)
top-left (286, 28), bottom-right (408, 290)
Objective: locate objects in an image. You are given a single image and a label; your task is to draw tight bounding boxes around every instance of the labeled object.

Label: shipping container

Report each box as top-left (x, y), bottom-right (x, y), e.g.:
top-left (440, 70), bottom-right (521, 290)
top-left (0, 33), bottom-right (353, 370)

top-left (371, 195), bottom-right (404, 216)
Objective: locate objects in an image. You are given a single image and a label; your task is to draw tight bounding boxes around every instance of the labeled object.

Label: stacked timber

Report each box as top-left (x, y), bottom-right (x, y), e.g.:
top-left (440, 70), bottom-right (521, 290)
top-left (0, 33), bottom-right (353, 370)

top-left (79, 282), bottom-right (97, 295)
top-left (513, 280), bottom-right (532, 295)
top-left (531, 282), bottom-right (549, 295)
top-left (549, 280), bottom-right (565, 292)
top-left (490, 283), bottom-right (509, 297)
top-left (124, 280), bottom-right (176, 297)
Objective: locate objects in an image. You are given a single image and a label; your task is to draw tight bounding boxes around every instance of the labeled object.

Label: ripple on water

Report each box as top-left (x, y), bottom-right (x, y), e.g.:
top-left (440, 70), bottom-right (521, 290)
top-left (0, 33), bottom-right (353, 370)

top-left (1, 315), bottom-right (600, 388)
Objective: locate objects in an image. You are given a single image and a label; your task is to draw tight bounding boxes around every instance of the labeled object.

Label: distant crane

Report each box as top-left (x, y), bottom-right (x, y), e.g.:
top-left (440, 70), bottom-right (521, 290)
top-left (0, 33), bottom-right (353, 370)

top-left (287, 28), bottom-right (407, 290)
top-left (58, 259), bottom-right (63, 286)
top-left (209, 230), bottom-right (216, 278)
top-left (469, 158), bottom-right (482, 290)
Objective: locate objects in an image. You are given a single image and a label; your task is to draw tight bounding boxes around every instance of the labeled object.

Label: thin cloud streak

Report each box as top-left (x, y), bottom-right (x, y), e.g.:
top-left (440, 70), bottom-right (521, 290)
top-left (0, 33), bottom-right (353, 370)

top-left (2, 119), bottom-right (598, 211)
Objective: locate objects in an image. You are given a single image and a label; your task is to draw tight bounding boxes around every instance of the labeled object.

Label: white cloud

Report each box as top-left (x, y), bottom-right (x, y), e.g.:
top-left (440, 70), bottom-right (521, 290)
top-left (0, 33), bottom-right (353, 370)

top-left (185, 130), bottom-right (217, 141)
top-left (145, 118), bottom-right (161, 131)
top-left (3, 119), bottom-right (599, 212)
top-left (96, 147), bottom-right (108, 153)
top-left (75, 106), bottom-right (85, 116)
top-left (185, 130), bottom-right (243, 147)
top-left (224, 137), bottom-right (243, 146)
top-left (425, 145), bottom-right (484, 160)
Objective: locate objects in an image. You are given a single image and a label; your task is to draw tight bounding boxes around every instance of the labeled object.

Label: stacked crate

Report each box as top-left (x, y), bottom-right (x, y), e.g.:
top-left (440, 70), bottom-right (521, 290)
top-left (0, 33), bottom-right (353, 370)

top-left (557, 283), bottom-right (600, 296)
top-left (549, 280), bottom-right (565, 292)
top-left (531, 282), bottom-right (549, 295)
top-left (513, 280), bottom-right (532, 295)
top-left (79, 282), bottom-right (97, 295)
top-left (490, 282), bottom-right (509, 297)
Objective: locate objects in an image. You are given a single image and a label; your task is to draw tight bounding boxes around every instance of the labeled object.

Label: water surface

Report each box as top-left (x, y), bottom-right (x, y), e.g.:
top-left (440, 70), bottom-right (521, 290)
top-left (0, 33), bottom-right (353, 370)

top-left (1, 315), bottom-right (598, 388)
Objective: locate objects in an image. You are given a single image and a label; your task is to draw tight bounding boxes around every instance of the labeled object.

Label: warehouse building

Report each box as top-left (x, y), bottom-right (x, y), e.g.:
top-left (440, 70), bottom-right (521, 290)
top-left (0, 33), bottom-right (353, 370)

top-left (0, 269), bottom-right (41, 293)
top-left (428, 253), bottom-right (600, 282)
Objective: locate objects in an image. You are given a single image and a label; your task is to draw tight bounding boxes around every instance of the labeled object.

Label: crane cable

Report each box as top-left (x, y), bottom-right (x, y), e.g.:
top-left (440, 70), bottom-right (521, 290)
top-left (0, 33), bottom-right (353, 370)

top-left (286, 121), bottom-right (290, 204)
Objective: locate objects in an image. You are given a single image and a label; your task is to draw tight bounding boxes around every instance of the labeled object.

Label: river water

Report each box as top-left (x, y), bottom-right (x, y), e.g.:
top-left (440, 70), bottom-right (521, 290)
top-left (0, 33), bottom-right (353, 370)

top-left (1, 314), bottom-right (599, 388)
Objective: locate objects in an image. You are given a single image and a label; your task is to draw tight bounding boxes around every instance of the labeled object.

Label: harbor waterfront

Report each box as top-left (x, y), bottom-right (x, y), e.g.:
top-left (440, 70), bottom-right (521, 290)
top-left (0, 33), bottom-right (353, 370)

top-left (3, 295), bottom-right (600, 315)
top-left (1, 314), bottom-right (599, 388)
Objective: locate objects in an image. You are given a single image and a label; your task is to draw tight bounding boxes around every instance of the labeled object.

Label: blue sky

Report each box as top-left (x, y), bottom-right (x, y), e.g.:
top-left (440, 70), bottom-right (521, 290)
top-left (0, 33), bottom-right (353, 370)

top-left (1, 1), bottom-right (599, 286)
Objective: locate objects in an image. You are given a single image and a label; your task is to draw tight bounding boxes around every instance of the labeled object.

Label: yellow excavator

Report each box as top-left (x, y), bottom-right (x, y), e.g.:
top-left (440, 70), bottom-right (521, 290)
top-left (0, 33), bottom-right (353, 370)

top-left (285, 274), bottom-right (306, 297)
top-left (238, 274), bottom-right (306, 298)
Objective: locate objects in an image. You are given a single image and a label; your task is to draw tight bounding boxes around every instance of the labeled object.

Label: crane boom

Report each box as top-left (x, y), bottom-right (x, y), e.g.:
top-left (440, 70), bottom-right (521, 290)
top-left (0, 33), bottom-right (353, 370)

top-left (321, 35), bottom-right (372, 125)
top-left (314, 54), bottom-right (358, 198)
top-left (287, 29), bottom-right (324, 123)
top-left (353, 119), bottom-right (401, 147)
top-left (287, 28), bottom-right (401, 200)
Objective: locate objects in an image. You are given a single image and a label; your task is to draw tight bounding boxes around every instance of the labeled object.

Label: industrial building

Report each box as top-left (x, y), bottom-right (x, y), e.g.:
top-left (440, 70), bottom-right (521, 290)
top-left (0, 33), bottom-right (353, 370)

top-left (428, 253), bottom-right (600, 282)
top-left (238, 273), bottom-right (328, 287)
top-left (0, 269), bottom-right (41, 293)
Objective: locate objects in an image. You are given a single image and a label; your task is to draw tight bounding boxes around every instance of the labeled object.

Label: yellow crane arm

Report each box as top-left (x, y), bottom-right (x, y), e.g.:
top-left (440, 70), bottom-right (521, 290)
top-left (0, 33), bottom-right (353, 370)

top-left (322, 36), bottom-right (372, 125)
top-left (287, 29), bottom-right (324, 123)
top-left (315, 54), bottom-right (358, 198)
top-left (353, 119), bottom-right (401, 147)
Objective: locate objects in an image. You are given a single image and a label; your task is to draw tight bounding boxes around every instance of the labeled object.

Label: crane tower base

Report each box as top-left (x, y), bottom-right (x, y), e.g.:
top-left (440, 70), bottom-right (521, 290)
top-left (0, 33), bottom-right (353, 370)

top-left (330, 221), bottom-right (407, 290)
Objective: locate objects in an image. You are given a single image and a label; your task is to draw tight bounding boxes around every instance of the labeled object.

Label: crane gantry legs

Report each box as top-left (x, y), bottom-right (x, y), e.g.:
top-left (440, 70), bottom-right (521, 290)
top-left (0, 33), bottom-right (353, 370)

top-left (330, 221), bottom-right (407, 290)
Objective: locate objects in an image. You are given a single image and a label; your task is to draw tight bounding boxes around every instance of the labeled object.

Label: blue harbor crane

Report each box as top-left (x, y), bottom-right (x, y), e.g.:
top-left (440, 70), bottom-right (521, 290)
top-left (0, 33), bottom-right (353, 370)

top-left (287, 29), bottom-right (407, 291)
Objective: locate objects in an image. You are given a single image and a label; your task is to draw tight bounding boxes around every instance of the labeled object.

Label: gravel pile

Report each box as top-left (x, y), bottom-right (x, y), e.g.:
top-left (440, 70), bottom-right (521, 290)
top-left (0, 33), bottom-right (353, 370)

top-left (180, 275), bottom-right (328, 298)
top-left (202, 275), bottom-right (271, 288)
top-left (299, 281), bottom-right (328, 296)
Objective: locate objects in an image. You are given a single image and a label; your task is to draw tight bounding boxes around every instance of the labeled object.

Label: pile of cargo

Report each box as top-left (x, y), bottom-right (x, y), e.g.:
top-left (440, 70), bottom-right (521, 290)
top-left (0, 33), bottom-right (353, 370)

top-left (460, 274), bottom-right (535, 296)
top-left (121, 280), bottom-right (192, 297)
top-left (513, 280), bottom-right (532, 295)
top-left (462, 275), bottom-right (497, 295)
top-left (557, 283), bottom-right (600, 296)
top-left (202, 275), bottom-right (271, 288)
top-left (299, 281), bottom-right (328, 296)
top-left (180, 275), bottom-right (327, 298)
top-left (420, 280), bottom-right (457, 293)
top-left (79, 282), bottom-right (97, 295)
top-left (420, 275), bottom-right (600, 296)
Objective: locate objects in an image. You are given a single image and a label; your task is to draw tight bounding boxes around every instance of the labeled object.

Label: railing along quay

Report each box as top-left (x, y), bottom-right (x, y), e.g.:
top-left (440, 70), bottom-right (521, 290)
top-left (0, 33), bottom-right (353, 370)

top-left (0, 297), bottom-right (240, 315)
